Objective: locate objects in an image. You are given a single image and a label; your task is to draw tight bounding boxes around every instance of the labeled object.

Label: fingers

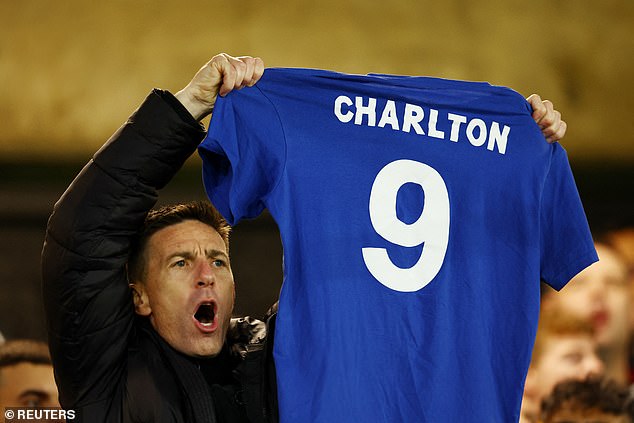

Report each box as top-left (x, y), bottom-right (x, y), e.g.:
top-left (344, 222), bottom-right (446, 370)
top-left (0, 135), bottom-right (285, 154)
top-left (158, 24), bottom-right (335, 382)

top-left (237, 56), bottom-right (265, 87)
top-left (527, 94), bottom-right (546, 125)
top-left (526, 94), bottom-right (567, 143)
top-left (546, 120), bottom-right (567, 143)
top-left (213, 54), bottom-right (265, 97)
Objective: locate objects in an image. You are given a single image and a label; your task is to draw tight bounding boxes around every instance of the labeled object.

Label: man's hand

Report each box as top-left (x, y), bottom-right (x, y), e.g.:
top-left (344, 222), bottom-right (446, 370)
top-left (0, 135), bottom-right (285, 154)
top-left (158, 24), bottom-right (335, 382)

top-left (526, 94), bottom-right (567, 143)
top-left (175, 54), bottom-right (265, 121)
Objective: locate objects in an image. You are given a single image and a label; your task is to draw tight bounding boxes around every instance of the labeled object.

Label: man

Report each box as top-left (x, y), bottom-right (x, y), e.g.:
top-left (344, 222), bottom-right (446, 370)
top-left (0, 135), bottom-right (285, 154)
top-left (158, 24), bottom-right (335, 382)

top-left (42, 55), bottom-right (276, 423)
top-left (521, 308), bottom-right (605, 422)
top-left (0, 340), bottom-right (59, 408)
top-left (42, 53), bottom-right (568, 423)
top-left (540, 377), bottom-right (634, 423)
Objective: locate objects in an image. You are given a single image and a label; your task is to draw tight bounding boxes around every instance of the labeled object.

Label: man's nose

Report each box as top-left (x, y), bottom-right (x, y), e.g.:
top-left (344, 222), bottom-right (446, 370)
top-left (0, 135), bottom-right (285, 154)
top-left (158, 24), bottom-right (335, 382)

top-left (588, 276), bottom-right (608, 298)
top-left (196, 260), bottom-right (215, 287)
top-left (584, 354), bottom-right (604, 378)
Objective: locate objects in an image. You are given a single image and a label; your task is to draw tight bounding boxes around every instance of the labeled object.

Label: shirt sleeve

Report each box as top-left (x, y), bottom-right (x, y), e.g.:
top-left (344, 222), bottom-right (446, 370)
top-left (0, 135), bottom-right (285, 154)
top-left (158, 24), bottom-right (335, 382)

top-left (539, 144), bottom-right (598, 290)
top-left (198, 85), bottom-right (286, 225)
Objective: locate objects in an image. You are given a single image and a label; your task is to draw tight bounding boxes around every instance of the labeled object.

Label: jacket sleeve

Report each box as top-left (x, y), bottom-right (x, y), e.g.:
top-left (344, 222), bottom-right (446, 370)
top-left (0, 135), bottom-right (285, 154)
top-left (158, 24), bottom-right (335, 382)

top-left (41, 89), bottom-right (206, 409)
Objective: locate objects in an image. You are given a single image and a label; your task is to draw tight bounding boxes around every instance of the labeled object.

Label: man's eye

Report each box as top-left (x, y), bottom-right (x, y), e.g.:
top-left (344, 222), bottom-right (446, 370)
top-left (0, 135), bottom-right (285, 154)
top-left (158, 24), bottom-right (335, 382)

top-left (563, 353), bottom-right (583, 364)
top-left (607, 277), bottom-right (626, 287)
top-left (212, 259), bottom-right (225, 267)
top-left (173, 260), bottom-right (186, 267)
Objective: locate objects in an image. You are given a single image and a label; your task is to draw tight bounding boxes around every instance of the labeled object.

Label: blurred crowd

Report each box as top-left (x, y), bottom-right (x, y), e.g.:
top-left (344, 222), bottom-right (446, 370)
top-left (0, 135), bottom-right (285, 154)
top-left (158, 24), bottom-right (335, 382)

top-left (521, 225), bottom-right (634, 422)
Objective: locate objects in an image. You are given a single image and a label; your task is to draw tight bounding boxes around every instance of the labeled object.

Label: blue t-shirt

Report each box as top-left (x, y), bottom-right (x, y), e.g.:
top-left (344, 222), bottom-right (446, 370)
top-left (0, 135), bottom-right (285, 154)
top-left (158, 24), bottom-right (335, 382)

top-left (199, 68), bottom-right (598, 423)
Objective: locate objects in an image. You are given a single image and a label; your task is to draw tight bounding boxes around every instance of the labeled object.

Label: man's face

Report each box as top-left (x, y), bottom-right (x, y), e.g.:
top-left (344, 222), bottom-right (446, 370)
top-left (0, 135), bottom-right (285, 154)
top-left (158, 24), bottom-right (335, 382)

top-left (533, 334), bottom-right (604, 401)
top-left (609, 228), bottom-right (634, 333)
top-left (546, 245), bottom-right (629, 347)
top-left (134, 220), bottom-right (235, 358)
top-left (0, 362), bottom-right (59, 407)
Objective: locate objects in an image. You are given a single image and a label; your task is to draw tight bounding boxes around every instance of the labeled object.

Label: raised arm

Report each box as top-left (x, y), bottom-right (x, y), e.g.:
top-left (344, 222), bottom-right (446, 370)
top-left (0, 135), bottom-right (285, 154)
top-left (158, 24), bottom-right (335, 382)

top-left (41, 54), bottom-right (263, 411)
top-left (176, 53), bottom-right (264, 120)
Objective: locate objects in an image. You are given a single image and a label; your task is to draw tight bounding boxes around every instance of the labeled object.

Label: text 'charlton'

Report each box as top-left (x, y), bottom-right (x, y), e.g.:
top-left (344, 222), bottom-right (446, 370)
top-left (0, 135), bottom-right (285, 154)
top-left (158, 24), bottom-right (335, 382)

top-left (333, 95), bottom-right (511, 155)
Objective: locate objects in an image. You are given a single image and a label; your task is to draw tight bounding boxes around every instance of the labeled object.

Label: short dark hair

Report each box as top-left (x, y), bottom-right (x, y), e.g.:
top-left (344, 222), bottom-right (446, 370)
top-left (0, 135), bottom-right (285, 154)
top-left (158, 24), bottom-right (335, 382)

top-left (127, 201), bottom-right (231, 283)
top-left (0, 340), bottom-right (51, 368)
top-left (541, 376), bottom-right (634, 422)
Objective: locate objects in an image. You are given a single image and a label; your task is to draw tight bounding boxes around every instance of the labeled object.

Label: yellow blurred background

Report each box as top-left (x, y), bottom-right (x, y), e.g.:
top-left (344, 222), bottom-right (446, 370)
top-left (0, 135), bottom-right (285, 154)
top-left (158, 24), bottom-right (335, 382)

top-left (1, 0), bottom-right (633, 160)
top-left (0, 0), bottom-right (632, 339)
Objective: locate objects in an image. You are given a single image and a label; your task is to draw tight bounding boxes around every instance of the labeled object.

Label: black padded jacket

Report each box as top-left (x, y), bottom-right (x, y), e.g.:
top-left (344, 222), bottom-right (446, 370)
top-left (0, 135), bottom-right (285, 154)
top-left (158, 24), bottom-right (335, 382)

top-left (41, 90), bottom-right (278, 423)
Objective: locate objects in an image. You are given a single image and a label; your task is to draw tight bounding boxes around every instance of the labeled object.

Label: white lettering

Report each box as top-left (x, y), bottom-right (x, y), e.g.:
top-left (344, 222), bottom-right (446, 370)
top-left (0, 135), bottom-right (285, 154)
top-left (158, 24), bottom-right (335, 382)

top-left (12, 408), bottom-right (76, 420)
top-left (402, 103), bottom-right (425, 135)
top-left (355, 96), bottom-right (377, 126)
top-left (447, 113), bottom-right (467, 142)
top-left (487, 121), bottom-right (510, 155)
top-left (378, 100), bottom-right (400, 130)
top-left (466, 118), bottom-right (487, 147)
top-left (333, 95), bottom-right (512, 155)
top-left (334, 95), bottom-right (353, 123)
top-left (428, 108), bottom-right (445, 139)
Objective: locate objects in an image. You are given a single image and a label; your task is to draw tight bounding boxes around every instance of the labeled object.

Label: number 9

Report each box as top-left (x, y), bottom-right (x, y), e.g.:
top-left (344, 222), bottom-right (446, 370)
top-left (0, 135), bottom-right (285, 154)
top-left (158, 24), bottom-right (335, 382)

top-left (362, 159), bottom-right (450, 292)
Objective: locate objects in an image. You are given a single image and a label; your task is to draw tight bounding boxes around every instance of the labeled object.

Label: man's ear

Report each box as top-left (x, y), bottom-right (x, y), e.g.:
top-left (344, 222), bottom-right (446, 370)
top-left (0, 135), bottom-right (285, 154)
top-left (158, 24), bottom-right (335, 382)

top-left (130, 283), bottom-right (152, 316)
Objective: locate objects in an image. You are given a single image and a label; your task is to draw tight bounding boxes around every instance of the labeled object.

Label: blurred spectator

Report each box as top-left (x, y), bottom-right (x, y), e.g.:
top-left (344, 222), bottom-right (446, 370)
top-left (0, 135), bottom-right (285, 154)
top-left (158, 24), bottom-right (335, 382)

top-left (542, 241), bottom-right (630, 385)
top-left (540, 376), bottom-right (634, 423)
top-left (607, 226), bottom-right (634, 384)
top-left (521, 308), bottom-right (604, 423)
top-left (608, 227), bottom-right (634, 280)
top-left (0, 339), bottom-right (59, 408)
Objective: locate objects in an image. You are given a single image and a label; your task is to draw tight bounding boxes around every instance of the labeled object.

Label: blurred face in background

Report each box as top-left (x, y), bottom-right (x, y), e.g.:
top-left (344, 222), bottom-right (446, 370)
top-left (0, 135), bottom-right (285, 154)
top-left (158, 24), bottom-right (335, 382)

top-left (608, 228), bottom-right (634, 333)
top-left (544, 244), bottom-right (629, 348)
top-left (526, 333), bottom-right (604, 413)
top-left (0, 362), bottom-right (59, 407)
top-left (521, 307), bottom-right (604, 423)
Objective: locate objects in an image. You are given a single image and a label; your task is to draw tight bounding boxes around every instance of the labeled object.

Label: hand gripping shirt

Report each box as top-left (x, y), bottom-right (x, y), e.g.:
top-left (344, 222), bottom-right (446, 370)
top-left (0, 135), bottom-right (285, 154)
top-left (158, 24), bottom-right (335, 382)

top-left (199, 68), bottom-right (598, 423)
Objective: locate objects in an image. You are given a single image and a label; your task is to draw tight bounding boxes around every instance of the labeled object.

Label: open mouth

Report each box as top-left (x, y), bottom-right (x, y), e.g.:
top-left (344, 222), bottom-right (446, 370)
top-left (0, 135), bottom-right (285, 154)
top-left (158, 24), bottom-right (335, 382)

top-left (592, 310), bottom-right (609, 328)
top-left (194, 302), bottom-right (217, 329)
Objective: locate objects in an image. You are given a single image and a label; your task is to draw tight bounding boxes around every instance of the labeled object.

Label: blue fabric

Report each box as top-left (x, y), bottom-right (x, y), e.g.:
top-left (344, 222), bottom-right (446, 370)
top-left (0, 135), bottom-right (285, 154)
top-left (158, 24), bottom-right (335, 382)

top-left (199, 68), bottom-right (598, 423)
